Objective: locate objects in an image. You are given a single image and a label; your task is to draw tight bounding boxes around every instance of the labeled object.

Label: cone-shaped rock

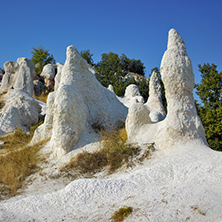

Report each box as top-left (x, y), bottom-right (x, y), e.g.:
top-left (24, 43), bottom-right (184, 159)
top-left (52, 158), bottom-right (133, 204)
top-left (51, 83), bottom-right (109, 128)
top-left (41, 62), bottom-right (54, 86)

top-left (32, 45), bottom-right (128, 158)
top-left (145, 71), bottom-right (165, 122)
top-left (159, 28), bottom-right (207, 147)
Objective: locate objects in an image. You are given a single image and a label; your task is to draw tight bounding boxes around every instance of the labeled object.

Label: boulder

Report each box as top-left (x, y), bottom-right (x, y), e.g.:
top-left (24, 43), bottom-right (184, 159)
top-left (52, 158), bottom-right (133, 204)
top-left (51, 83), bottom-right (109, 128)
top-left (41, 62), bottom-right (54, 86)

top-left (4, 61), bottom-right (19, 74)
top-left (32, 45), bottom-right (128, 157)
top-left (118, 84), bottom-right (144, 108)
top-left (0, 58), bottom-right (35, 95)
top-left (145, 71), bottom-right (166, 122)
top-left (126, 29), bottom-right (207, 149)
top-left (0, 89), bottom-right (41, 135)
top-left (13, 58), bottom-right (34, 95)
top-left (40, 64), bottom-right (55, 80)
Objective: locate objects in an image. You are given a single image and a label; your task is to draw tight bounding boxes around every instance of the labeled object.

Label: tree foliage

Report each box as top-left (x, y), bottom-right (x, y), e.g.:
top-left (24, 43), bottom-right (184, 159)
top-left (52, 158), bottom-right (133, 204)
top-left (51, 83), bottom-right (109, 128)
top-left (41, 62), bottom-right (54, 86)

top-left (80, 49), bottom-right (94, 65)
top-left (95, 52), bottom-right (148, 100)
top-left (195, 63), bottom-right (222, 151)
top-left (31, 46), bottom-right (55, 75)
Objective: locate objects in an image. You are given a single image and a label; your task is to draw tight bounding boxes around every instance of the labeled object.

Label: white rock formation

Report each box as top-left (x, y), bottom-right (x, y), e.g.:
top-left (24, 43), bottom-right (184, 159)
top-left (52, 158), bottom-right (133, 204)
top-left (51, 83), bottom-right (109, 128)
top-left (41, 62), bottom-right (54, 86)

top-left (13, 58), bottom-right (35, 95)
top-left (0, 58), bottom-right (35, 95)
top-left (54, 63), bottom-right (63, 91)
top-left (126, 102), bottom-right (151, 138)
top-left (145, 71), bottom-right (166, 122)
top-left (0, 89), bottom-right (41, 135)
top-left (126, 29), bottom-right (207, 149)
top-left (107, 84), bottom-right (114, 92)
top-left (118, 84), bottom-right (144, 108)
top-left (40, 64), bottom-right (55, 80)
top-left (32, 45), bottom-right (128, 158)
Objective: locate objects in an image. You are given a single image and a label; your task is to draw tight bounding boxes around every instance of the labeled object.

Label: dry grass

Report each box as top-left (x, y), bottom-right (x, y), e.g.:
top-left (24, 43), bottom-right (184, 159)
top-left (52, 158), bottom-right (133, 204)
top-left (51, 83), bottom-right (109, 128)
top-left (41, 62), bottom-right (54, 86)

top-left (111, 206), bottom-right (133, 222)
top-left (33, 90), bottom-right (50, 103)
top-left (61, 127), bottom-right (141, 175)
top-left (0, 127), bottom-right (47, 196)
top-left (0, 128), bottom-right (33, 153)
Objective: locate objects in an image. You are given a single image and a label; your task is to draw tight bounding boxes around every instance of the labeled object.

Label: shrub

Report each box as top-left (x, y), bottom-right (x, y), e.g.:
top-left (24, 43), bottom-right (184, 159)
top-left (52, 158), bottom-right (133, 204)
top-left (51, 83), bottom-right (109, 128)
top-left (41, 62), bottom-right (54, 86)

top-left (111, 206), bottom-right (133, 222)
top-left (61, 127), bottom-right (141, 175)
top-left (0, 128), bottom-right (48, 196)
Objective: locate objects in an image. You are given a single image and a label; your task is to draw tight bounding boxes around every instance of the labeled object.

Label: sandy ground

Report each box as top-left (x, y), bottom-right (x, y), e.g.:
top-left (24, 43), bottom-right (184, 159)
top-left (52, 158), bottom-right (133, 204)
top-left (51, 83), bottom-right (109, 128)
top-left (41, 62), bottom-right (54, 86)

top-left (0, 140), bottom-right (222, 222)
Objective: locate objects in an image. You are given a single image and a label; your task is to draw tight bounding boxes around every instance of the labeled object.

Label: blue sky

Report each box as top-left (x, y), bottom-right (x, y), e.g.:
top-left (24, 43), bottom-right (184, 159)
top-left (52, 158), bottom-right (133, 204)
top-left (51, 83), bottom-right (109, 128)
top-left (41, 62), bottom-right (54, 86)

top-left (0, 0), bottom-right (221, 93)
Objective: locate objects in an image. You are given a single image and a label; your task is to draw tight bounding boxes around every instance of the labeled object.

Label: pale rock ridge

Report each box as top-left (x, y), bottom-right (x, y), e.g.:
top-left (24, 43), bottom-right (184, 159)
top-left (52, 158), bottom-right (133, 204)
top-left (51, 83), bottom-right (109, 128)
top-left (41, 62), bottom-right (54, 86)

top-left (0, 58), bottom-right (35, 95)
top-left (145, 71), bottom-right (166, 122)
top-left (0, 89), bottom-right (41, 135)
top-left (32, 45), bottom-right (128, 157)
top-left (118, 84), bottom-right (144, 108)
top-left (126, 29), bottom-right (207, 149)
top-left (54, 63), bottom-right (63, 91)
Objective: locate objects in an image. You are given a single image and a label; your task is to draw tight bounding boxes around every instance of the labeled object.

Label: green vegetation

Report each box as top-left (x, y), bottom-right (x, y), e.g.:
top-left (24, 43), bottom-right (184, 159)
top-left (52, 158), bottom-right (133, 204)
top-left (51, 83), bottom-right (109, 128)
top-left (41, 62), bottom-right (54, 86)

top-left (80, 49), bottom-right (94, 65)
top-left (111, 206), bottom-right (133, 222)
top-left (31, 46), bottom-right (55, 75)
top-left (195, 63), bottom-right (222, 151)
top-left (61, 128), bottom-right (140, 174)
top-left (94, 51), bottom-right (149, 100)
top-left (0, 128), bottom-right (48, 196)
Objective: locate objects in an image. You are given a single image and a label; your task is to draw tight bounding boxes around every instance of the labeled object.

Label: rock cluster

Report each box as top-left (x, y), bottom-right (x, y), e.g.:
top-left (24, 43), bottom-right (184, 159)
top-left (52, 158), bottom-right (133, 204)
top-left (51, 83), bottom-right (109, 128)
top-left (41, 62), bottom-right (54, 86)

top-left (126, 29), bottom-right (207, 149)
top-left (0, 89), bottom-right (41, 135)
top-left (0, 58), bottom-right (35, 96)
top-left (32, 46), bottom-right (128, 157)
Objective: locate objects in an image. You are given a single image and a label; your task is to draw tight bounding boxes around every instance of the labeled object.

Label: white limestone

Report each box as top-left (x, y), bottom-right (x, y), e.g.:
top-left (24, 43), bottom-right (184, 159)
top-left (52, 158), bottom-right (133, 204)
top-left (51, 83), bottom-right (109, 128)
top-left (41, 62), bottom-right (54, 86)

top-left (54, 63), bottom-right (63, 91)
top-left (40, 64), bottom-right (55, 80)
top-left (0, 58), bottom-right (35, 95)
top-left (0, 89), bottom-right (41, 135)
top-left (118, 84), bottom-right (144, 108)
top-left (31, 45), bottom-right (128, 157)
top-left (145, 71), bottom-right (166, 122)
top-left (126, 29), bottom-right (207, 149)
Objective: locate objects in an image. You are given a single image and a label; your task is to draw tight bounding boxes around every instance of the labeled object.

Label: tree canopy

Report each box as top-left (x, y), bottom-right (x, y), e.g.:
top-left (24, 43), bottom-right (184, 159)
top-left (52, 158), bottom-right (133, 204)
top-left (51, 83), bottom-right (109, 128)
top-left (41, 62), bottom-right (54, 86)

top-left (95, 52), bottom-right (148, 100)
top-left (31, 46), bottom-right (55, 75)
top-left (80, 49), bottom-right (94, 65)
top-left (195, 63), bottom-right (222, 151)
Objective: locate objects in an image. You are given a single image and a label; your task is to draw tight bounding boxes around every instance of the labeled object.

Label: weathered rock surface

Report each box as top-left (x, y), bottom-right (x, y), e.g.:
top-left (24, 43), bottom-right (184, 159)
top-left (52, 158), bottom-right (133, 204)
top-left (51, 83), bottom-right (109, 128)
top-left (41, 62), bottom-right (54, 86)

top-left (145, 71), bottom-right (166, 122)
top-left (0, 58), bottom-right (35, 95)
top-left (40, 64), bottom-right (55, 80)
top-left (32, 45), bottom-right (128, 157)
top-left (126, 29), bottom-right (207, 149)
top-left (54, 63), bottom-right (63, 91)
top-left (118, 84), bottom-right (144, 108)
top-left (126, 102), bottom-right (151, 138)
top-left (0, 89), bottom-right (41, 135)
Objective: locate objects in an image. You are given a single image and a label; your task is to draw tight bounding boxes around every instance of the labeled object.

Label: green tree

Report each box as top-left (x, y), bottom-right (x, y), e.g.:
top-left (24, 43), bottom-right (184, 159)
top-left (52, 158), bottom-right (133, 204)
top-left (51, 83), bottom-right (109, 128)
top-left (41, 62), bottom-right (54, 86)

top-left (195, 63), bottom-right (222, 151)
top-left (80, 49), bottom-right (94, 65)
top-left (31, 46), bottom-right (55, 75)
top-left (96, 52), bottom-right (127, 87)
top-left (120, 54), bottom-right (145, 76)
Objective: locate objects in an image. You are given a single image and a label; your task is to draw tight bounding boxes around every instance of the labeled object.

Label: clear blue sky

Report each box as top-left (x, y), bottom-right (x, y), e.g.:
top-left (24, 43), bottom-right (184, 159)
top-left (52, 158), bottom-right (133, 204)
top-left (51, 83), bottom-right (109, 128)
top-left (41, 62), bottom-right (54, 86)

top-left (0, 0), bottom-right (221, 90)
